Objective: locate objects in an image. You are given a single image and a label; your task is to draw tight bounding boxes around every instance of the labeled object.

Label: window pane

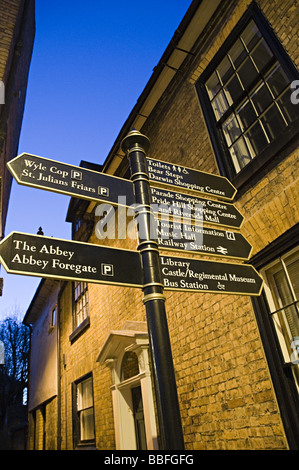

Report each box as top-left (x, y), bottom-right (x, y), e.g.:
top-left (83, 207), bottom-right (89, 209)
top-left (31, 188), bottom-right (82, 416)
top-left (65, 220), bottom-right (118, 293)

top-left (261, 103), bottom-right (286, 141)
top-left (217, 56), bottom-right (233, 84)
top-left (238, 57), bottom-right (258, 89)
top-left (51, 307), bottom-right (56, 327)
top-left (266, 63), bottom-right (290, 97)
top-left (82, 378), bottom-right (93, 408)
top-left (75, 283), bottom-right (80, 300)
top-left (77, 378), bottom-right (93, 410)
top-left (80, 408), bottom-right (95, 440)
top-left (206, 71), bottom-right (221, 99)
top-left (284, 305), bottom-right (299, 338)
top-left (251, 82), bottom-right (272, 113)
top-left (230, 137), bottom-right (252, 172)
top-left (222, 114), bottom-right (241, 145)
top-left (224, 74), bottom-right (244, 105)
top-left (74, 282), bottom-right (89, 327)
top-left (237, 99), bottom-right (257, 131)
top-left (273, 264), bottom-right (299, 338)
top-left (277, 88), bottom-right (298, 124)
top-left (245, 121), bottom-right (268, 154)
top-left (251, 39), bottom-right (273, 72)
top-left (241, 20), bottom-right (261, 51)
top-left (211, 90), bottom-right (229, 120)
top-left (228, 39), bottom-right (247, 68)
top-left (121, 351), bottom-right (139, 381)
top-left (285, 256), bottom-right (299, 299)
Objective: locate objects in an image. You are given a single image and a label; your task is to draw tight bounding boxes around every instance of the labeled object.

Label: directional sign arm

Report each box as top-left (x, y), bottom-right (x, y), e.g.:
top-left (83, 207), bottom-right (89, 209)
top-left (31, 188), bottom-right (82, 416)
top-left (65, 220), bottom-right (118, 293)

top-left (0, 232), bottom-right (142, 288)
top-left (150, 187), bottom-right (244, 229)
top-left (155, 218), bottom-right (252, 260)
top-left (160, 255), bottom-right (263, 296)
top-left (147, 158), bottom-right (237, 201)
top-left (7, 153), bottom-right (134, 206)
top-left (0, 232), bottom-right (263, 296)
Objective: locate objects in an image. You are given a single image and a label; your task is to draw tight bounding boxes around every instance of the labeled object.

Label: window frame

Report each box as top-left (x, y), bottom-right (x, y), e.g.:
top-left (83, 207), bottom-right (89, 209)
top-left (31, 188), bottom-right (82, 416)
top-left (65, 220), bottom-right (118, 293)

top-left (48, 305), bottom-right (57, 332)
top-left (251, 224), bottom-right (299, 450)
top-left (196, 2), bottom-right (299, 196)
top-left (261, 249), bottom-right (299, 367)
top-left (72, 281), bottom-right (89, 329)
top-left (69, 281), bottom-right (90, 343)
top-left (72, 373), bottom-right (96, 449)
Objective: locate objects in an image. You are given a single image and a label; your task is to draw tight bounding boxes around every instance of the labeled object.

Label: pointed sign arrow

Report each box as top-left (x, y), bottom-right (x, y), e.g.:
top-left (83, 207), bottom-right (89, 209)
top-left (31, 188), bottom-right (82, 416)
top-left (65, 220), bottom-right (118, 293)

top-left (146, 157), bottom-right (237, 201)
top-left (150, 186), bottom-right (244, 229)
top-left (7, 153), bottom-right (135, 206)
top-left (0, 232), bottom-right (263, 296)
top-left (161, 255), bottom-right (264, 296)
top-left (0, 232), bottom-right (142, 288)
top-left (154, 218), bottom-right (252, 260)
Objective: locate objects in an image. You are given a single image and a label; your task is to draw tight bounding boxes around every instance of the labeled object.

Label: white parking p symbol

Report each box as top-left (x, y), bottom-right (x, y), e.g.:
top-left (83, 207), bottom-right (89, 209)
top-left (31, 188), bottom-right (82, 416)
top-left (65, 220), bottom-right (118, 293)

top-left (101, 264), bottom-right (114, 276)
top-left (71, 170), bottom-right (82, 180)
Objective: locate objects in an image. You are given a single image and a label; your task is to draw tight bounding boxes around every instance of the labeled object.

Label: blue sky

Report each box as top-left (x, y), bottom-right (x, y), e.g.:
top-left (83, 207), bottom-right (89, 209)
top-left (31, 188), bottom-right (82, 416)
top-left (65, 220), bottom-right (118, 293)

top-left (0, 0), bottom-right (193, 320)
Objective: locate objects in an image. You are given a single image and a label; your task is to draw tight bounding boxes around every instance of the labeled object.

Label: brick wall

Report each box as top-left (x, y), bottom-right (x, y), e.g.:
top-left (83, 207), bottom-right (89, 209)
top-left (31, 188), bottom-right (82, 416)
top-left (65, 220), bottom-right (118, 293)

top-left (0, 0), bottom-right (35, 234)
top-left (139, 0), bottom-right (298, 450)
top-left (0, 0), bottom-right (22, 81)
top-left (57, 232), bottom-right (147, 449)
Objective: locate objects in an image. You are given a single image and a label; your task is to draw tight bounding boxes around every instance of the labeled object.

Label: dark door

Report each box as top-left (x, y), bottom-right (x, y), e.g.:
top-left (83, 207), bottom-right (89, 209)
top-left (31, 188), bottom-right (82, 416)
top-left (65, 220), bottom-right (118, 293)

top-left (131, 385), bottom-right (147, 450)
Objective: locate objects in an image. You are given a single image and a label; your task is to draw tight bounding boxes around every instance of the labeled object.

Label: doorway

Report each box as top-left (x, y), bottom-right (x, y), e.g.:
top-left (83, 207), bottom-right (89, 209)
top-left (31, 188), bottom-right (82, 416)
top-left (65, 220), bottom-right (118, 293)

top-left (132, 385), bottom-right (147, 450)
top-left (97, 323), bottom-right (159, 450)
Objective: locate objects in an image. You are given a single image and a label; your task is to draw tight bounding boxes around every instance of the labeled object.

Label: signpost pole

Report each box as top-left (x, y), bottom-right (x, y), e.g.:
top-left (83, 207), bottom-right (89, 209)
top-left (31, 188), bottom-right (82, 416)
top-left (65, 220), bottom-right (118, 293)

top-left (121, 130), bottom-right (185, 450)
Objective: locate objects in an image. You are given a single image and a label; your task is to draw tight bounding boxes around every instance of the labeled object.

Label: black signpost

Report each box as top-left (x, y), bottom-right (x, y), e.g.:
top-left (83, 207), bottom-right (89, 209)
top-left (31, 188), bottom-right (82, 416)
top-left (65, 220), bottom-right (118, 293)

top-left (150, 186), bottom-right (244, 229)
top-left (7, 153), bottom-right (135, 206)
top-left (3, 130), bottom-right (265, 451)
top-left (154, 218), bottom-right (252, 260)
top-left (121, 130), bottom-right (185, 450)
top-left (146, 157), bottom-right (237, 201)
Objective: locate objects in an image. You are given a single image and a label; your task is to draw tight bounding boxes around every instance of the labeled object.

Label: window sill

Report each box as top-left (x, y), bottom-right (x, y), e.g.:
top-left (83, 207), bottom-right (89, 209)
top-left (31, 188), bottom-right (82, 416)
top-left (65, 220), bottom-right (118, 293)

top-left (74, 443), bottom-right (96, 450)
top-left (69, 316), bottom-right (90, 343)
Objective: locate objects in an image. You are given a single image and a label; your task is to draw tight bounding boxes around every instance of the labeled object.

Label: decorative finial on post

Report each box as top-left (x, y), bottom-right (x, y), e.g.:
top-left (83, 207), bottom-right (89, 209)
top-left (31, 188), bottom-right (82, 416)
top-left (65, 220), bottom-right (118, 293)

top-left (121, 129), bottom-right (150, 155)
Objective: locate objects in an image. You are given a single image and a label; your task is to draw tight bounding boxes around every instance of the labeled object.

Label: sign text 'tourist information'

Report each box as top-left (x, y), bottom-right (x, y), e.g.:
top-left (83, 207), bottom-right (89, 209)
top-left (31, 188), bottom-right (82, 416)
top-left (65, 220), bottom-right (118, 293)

top-left (154, 218), bottom-right (252, 260)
